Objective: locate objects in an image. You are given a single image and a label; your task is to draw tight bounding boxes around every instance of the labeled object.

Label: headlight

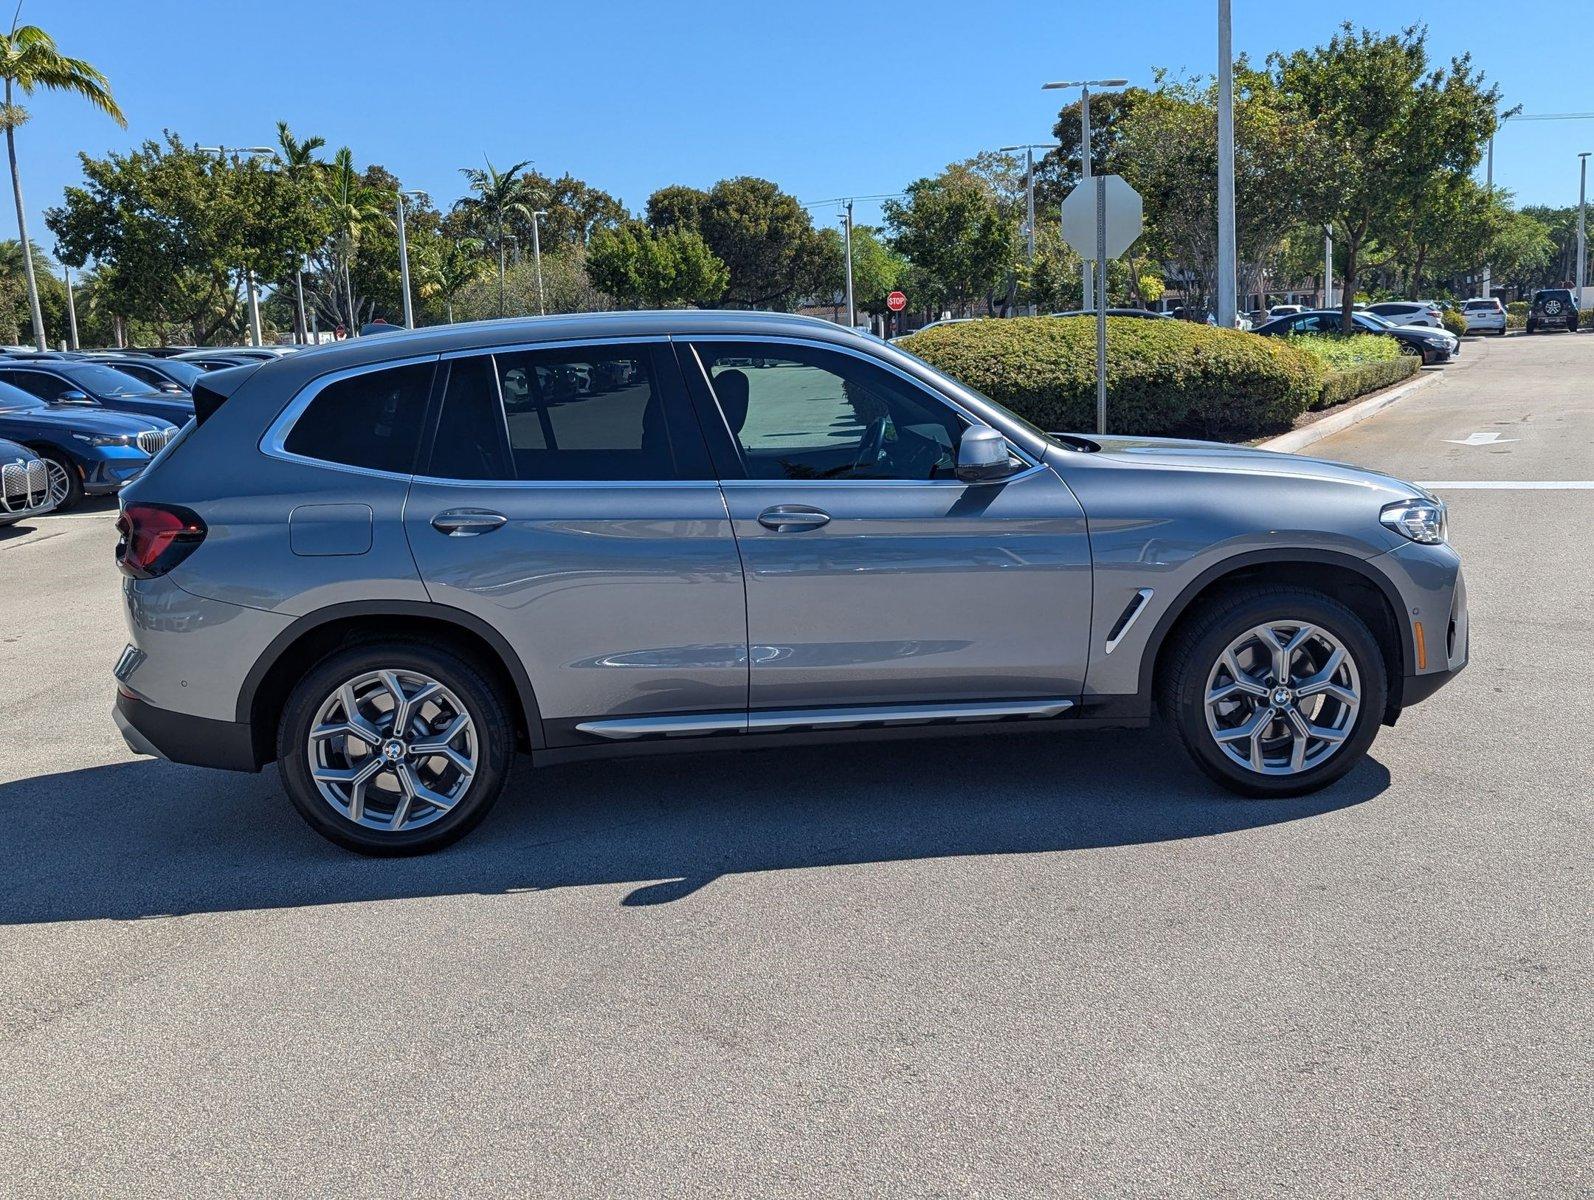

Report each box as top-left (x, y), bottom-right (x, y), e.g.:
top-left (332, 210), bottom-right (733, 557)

top-left (1381, 498), bottom-right (1447, 544)
top-left (72, 432), bottom-right (136, 447)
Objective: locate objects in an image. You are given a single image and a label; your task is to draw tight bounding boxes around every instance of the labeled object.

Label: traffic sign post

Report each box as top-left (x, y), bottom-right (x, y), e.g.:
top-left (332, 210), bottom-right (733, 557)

top-left (1060, 175), bottom-right (1143, 434)
top-left (886, 290), bottom-right (907, 338)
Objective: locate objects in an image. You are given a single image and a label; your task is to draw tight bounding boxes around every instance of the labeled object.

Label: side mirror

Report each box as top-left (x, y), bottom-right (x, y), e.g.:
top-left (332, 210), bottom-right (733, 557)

top-left (956, 424), bottom-right (1016, 483)
top-left (59, 390), bottom-right (92, 404)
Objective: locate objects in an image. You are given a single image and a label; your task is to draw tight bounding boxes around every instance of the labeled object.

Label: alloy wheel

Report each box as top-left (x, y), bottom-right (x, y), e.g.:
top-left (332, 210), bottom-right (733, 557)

top-left (43, 460), bottom-right (71, 508)
top-left (1203, 621), bottom-right (1361, 776)
top-left (307, 668), bottom-right (478, 832)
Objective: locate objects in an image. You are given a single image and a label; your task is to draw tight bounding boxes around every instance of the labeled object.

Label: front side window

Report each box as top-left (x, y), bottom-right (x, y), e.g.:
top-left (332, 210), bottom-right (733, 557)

top-left (691, 342), bottom-right (964, 481)
top-left (283, 361), bottom-right (433, 474)
top-left (0, 370), bottom-right (70, 401)
top-left (426, 343), bottom-right (706, 482)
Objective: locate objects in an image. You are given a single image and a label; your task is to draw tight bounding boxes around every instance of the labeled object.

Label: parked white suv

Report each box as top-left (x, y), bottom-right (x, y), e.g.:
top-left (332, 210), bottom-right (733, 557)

top-left (1460, 298), bottom-right (1506, 335)
top-left (1365, 301), bottom-right (1443, 329)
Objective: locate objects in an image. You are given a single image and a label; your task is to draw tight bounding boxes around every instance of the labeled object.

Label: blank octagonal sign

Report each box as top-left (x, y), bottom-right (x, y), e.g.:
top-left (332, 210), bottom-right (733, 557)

top-left (1061, 175), bottom-right (1144, 261)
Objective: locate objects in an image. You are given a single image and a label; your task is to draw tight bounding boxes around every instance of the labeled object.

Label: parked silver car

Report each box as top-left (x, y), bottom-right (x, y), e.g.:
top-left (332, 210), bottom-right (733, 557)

top-left (113, 312), bottom-right (1469, 854)
top-left (0, 437), bottom-right (53, 525)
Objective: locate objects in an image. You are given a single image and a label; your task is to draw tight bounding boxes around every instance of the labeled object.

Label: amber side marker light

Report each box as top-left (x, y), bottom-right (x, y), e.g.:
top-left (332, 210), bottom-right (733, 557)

top-left (1413, 621), bottom-right (1428, 671)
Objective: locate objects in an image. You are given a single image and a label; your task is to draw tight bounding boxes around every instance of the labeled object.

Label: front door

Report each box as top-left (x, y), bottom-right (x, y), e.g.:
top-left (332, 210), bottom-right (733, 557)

top-left (683, 339), bottom-right (1093, 713)
top-left (404, 341), bottom-right (748, 744)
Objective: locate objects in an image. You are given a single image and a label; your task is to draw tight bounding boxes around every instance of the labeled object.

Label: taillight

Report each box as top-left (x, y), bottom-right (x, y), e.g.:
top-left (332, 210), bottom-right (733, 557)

top-left (116, 502), bottom-right (206, 578)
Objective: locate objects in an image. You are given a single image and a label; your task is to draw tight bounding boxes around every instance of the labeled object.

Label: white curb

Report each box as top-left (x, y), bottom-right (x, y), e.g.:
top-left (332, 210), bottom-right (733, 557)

top-left (1256, 369), bottom-right (1443, 455)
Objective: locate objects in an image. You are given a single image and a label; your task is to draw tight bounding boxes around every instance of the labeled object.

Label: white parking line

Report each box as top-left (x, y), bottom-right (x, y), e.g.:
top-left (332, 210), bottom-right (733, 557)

top-left (1417, 481), bottom-right (1594, 490)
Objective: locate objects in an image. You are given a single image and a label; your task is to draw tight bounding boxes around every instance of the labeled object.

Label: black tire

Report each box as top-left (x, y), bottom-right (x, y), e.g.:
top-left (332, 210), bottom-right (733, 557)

top-left (35, 451), bottom-right (83, 512)
top-left (1158, 587), bottom-right (1389, 799)
top-left (1526, 319), bottom-right (1539, 334)
top-left (276, 640), bottom-right (514, 855)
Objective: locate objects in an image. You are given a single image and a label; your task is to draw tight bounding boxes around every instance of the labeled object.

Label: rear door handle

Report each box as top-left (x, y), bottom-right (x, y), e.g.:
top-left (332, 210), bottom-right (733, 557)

top-left (431, 509), bottom-right (507, 536)
top-left (757, 505), bottom-right (831, 532)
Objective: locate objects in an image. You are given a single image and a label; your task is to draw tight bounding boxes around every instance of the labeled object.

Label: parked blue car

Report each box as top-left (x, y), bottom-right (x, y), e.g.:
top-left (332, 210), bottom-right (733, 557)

top-left (0, 436), bottom-right (54, 525)
top-left (0, 381), bottom-right (178, 511)
top-left (0, 359), bottom-right (193, 424)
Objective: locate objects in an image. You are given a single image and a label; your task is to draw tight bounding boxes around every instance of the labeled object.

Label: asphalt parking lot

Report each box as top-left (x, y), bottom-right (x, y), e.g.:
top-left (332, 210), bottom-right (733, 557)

top-left (1, 333), bottom-right (1588, 1197)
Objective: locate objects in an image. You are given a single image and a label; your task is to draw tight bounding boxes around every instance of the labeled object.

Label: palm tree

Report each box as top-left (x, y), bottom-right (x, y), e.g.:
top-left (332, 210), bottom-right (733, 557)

top-left (318, 147), bottom-right (385, 330)
top-left (457, 158), bottom-right (536, 316)
top-left (416, 237), bottom-right (488, 324)
top-left (0, 23), bottom-right (124, 349)
top-left (275, 122), bottom-right (325, 340)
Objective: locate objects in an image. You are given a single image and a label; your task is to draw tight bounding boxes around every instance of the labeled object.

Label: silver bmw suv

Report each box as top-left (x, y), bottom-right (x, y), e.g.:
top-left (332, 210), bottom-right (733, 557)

top-left (113, 311), bottom-right (1468, 855)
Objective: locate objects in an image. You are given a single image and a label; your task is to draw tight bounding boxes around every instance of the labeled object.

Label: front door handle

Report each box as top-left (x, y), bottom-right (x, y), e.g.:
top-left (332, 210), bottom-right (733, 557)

top-left (431, 509), bottom-right (507, 536)
top-left (757, 505), bottom-right (831, 532)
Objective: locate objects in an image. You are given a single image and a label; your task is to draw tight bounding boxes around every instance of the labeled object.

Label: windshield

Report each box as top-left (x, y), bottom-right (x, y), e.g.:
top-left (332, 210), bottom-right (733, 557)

top-left (1358, 312), bottom-right (1396, 329)
top-left (0, 382), bottom-right (45, 411)
top-left (142, 359), bottom-right (202, 387)
top-left (67, 363), bottom-right (158, 397)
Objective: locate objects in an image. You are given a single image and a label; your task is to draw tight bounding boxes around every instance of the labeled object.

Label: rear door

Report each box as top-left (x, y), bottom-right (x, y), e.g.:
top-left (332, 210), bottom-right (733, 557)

top-left (681, 337), bottom-right (1092, 714)
top-left (404, 340), bottom-right (748, 743)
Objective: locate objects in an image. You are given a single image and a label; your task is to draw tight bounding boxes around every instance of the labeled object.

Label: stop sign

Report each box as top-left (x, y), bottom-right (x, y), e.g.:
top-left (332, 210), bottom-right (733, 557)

top-left (886, 290), bottom-right (907, 312)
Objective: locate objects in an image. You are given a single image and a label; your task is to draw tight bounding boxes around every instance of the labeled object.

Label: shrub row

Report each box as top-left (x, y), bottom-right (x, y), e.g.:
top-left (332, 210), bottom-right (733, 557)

top-left (1284, 332), bottom-right (1399, 370)
top-left (1440, 309), bottom-right (1468, 338)
top-left (898, 316), bottom-right (1319, 441)
top-left (1311, 356), bottom-right (1419, 410)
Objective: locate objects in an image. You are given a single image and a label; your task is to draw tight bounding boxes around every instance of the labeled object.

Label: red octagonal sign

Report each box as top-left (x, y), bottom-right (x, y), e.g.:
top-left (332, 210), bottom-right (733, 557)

top-left (886, 290), bottom-right (907, 312)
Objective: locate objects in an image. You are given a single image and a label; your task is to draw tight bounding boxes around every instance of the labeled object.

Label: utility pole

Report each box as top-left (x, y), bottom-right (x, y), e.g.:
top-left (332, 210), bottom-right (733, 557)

top-left (999, 142), bottom-right (1061, 315)
top-left (530, 210), bottom-right (547, 315)
top-left (1215, 0), bottom-right (1237, 327)
top-left (1578, 152), bottom-right (1589, 304)
top-left (1043, 79), bottom-right (1127, 312)
top-left (841, 199), bottom-right (856, 329)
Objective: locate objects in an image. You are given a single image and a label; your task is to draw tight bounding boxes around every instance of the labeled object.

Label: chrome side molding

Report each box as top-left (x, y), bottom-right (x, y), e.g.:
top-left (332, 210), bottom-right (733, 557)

top-left (576, 697), bottom-right (1076, 741)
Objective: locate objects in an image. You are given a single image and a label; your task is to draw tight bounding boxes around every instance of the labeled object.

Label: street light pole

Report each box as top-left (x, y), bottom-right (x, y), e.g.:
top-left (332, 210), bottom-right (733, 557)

top-left (530, 210), bottom-right (547, 315)
top-left (1215, 0), bottom-right (1237, 327)
top-left (999, 142), bottom-right (1061, 316)
top-left (396, 189), bottom-right (425, 329)
top-left (1042, 79), bottom-right (1127, 313)
top-left (1323, 224), bottom-right (1334, 309)
top-left (1578, 152), bottom-right (1589, 305)
top-left (841, 200), bottom-right (855, 329)
top-left (63, 264), bottom-right (79, 350)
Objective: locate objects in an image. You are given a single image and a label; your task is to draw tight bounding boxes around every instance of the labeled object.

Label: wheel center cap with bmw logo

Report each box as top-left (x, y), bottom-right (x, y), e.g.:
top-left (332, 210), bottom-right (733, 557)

top-left (1271, 686), bottom-right (1294, 708)
top-left (382, 739), bottom-right (407, 762)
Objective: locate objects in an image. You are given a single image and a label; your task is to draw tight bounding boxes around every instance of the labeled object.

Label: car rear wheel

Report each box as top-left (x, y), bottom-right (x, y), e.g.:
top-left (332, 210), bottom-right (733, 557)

top-left (37, 452), bottom-right (82, 511)
top-left (277, 641), bottom-right (514, 855)
top-left (1159, 588), bottom-right (1388, 798)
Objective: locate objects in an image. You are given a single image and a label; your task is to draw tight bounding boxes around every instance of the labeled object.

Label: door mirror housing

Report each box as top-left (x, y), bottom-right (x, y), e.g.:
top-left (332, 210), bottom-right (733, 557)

top-left (58, 390), bottom-right (93, 404)
top-left (955, 424), bottom-right (1017, 483)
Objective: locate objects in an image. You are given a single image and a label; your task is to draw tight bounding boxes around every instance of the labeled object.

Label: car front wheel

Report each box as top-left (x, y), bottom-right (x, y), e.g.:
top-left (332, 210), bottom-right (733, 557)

top-left (1160, 588), bottom-right (1388, 798)
top-left (37, 452), bottom-right (82, 511)
top-left (277, 641), bottom-right (514, 855)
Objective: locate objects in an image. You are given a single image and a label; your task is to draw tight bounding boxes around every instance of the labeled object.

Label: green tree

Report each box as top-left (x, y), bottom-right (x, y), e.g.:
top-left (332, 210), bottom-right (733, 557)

top-left (884, 165), bottom-right (1013, 317)
top-left (1036, 87), bottom-right (1146, 206)
top-left (587, 220), bottom-right (728, 308)
top-left (1271, 24), bottom-right (1500, 325)
top-left (0, 23), bottom-right (124, 349)
top-left (454, 158), bottom-right (538, 316)
top-left (316, 147), bottom-right (388, 329)
top-left (415, 236), bottom-right (488, 323)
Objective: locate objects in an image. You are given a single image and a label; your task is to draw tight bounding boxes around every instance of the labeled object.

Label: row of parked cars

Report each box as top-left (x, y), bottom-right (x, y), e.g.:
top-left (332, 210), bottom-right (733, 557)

top-left (0, 344), bottom-right (296, 522)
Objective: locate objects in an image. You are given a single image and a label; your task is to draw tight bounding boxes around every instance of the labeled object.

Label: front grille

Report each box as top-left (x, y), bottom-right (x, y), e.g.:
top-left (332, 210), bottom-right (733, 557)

top-left (136, 428), bottom-right (173, 456)
top-left (1, 457), bottom-right (49, 512)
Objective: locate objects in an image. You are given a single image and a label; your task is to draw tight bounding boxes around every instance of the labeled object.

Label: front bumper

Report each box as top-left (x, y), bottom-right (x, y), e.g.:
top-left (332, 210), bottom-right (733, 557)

top-left (83, 451), bottom-right (153, 495)
top-left (114, 688), bottom-right (261, 772)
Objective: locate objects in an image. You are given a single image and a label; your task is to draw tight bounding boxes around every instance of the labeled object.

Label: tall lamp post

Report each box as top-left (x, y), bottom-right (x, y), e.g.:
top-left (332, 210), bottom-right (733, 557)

top-left (1483, 109), bottom-right (1591, 297)
top-left (1323, 223), bottom-right (1334, 310)
top-left (61, 261), bottom-right (80, 350)
top-left (1574, 152), bottom-right (1587, 304)
top-left (197, 145), bottom-right (276, 346)
top-left (1215, 0), bottom-right (1237, 327)
top-left (999, 142), bottom-right (1061, 315)
top-left (396, 189), bottom-right (426, 329)
top-left (840, 200), bottom-right (856, 328)
top-left (530, 210), bottom-right (547, 315)
top-left (1042, 78), bottom-right (1128, 311)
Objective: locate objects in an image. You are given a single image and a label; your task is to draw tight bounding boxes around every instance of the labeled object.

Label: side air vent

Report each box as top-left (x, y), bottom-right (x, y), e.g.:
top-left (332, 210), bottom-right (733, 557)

top-left (1103, 588), bottom-right (1154, 655)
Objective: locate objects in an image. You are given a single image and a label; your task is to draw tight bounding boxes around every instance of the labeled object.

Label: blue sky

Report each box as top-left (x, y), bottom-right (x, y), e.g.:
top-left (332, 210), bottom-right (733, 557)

top-left (16, 0), bottom-right (1592, 263)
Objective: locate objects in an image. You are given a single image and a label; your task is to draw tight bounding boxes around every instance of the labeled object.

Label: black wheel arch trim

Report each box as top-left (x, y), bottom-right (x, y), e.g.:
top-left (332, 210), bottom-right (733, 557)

top-left (235, 599), bottom-right (546, 750)
top-left (1133, 547), bottom-right (1411, 700)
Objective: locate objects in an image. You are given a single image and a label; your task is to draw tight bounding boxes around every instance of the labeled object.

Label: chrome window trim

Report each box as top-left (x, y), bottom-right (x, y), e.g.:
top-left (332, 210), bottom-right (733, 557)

top-left (684, 333), bottom-right (1041, 477)
top-left (260, 353), bottom-right (442, 483)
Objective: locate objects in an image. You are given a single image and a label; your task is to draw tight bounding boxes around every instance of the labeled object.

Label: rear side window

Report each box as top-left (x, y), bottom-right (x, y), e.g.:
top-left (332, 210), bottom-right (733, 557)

top-left (425, 344), bottom-right (710, 482)
top-left (283, 362), bottom-right (433, 474)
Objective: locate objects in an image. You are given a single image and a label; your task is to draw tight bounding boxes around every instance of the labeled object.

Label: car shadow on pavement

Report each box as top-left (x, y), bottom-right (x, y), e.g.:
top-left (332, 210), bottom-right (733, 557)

top-left (0, 728), bottom-right (1389, 924)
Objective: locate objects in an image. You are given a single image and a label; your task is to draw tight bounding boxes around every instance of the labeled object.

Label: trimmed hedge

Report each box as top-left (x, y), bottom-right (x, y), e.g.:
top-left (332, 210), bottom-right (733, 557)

top-left (898, 316), bottom-right (1319, 441)
top-left (1440, 309), bottom-right (1468, 338)
top-left (1312, 356), bottom-right (1419, 410)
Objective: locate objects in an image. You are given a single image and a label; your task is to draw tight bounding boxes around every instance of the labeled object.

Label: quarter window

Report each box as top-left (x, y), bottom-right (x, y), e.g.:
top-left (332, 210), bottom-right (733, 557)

top-left (283, 362), bottom-right (433, 474)
top-left (690, 342), bottom-right (964, 481)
